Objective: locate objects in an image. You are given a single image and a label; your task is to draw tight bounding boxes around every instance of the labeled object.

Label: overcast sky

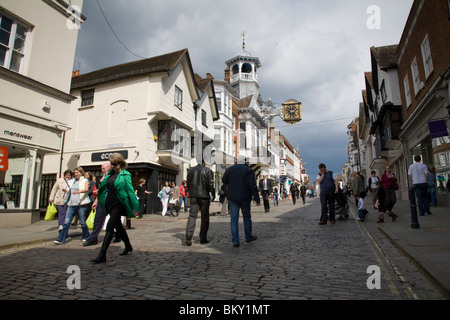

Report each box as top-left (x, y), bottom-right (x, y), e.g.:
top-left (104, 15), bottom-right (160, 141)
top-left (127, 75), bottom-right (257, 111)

top-left (74, 0), bottom-right (414, 181)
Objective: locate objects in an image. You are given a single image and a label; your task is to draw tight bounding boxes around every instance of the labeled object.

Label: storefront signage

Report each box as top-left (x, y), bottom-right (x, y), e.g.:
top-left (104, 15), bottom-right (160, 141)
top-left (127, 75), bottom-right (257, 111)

top-left (3, 130), bottom-right (33, 141)
top-left (91, 150), bottom-right (128, 162)
top-left (0, 146), bottom-right (8, 171)
top-left (428, 120), bottom-right (449, 139)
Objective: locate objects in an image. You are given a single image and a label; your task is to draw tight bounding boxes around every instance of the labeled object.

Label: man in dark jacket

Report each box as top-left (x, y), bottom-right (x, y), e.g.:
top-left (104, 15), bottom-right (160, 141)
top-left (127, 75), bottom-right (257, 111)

top-left (185, 160), bottom-right (215, 246)
top-left (223, 158), bottom-right (260, 247)
top-left (259, 173), bottom-right (273, 212)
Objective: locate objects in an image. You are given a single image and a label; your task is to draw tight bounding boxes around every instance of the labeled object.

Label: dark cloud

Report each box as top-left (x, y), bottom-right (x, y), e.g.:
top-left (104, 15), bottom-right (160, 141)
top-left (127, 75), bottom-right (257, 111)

top-left (75, 0), bottom-right (413, 179)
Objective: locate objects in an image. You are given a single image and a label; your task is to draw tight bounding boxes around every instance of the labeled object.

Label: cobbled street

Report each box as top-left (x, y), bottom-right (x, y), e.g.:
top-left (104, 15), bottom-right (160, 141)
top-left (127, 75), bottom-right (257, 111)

top-left (0, 197), bottom-right (445, 302)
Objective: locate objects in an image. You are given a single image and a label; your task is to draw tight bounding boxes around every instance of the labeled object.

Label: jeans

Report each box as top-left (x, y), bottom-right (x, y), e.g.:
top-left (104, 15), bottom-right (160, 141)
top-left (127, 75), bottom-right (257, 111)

top-left (228, 200), bottom-right (253, 245)
top-left (320, 192), bottom-right (335, 223)
top-left (414, 183), bottom-right (430, 215)
top-left (57, 205), bottom-right (90, 243)
top-left (179, 196), bottom-right (188, 212)
top-left (273, 193), bottom-right (278, 206)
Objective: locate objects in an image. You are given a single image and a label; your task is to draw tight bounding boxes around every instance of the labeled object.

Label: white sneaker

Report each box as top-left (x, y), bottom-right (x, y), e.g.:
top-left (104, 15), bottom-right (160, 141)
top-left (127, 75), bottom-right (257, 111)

top-left (54, 240), bottom-right (63, 245)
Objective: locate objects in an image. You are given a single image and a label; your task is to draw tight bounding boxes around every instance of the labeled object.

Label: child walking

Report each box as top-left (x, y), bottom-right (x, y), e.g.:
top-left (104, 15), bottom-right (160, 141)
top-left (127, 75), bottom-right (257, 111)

top-left (356, 194), bottom-right (369, 222)
top-left (375, 181), bottom-right (397, 223)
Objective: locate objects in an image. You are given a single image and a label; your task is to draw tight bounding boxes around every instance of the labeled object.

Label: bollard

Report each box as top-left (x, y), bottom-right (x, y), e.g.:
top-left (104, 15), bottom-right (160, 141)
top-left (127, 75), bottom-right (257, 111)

top-left (408, 187), bottom-right (420, 229)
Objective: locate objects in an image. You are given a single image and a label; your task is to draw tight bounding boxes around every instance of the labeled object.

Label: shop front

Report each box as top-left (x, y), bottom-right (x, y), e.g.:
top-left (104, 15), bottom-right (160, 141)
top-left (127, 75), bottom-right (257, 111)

top-left (0, 110), bottom-right (67, 226)
top-left (401, 98), bottom-right (450, 206)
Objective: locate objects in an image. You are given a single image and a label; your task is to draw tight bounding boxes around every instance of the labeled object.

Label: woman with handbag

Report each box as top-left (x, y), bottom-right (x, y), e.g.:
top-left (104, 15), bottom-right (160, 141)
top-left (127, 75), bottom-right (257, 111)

top-left (90, 153), bottom-right (140, 264)
top-left (49, 170), bottom-right (74, 232)
top-left (381, 165), bottom-right (398, 222)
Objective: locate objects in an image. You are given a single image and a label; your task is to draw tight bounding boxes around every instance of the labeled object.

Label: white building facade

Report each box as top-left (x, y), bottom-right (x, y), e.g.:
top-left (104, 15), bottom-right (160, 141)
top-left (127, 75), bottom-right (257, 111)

top-left (0, 0), bottom-right (84, 225)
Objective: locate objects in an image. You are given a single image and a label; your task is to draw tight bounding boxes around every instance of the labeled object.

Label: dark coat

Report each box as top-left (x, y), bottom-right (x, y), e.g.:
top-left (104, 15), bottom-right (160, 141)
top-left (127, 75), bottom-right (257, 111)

top-left (187, 164), bottom-right (214, 199)
top-left (222, 164), bottom-right (260, 203)
top-left (259, 178), bottom-right (274, 194)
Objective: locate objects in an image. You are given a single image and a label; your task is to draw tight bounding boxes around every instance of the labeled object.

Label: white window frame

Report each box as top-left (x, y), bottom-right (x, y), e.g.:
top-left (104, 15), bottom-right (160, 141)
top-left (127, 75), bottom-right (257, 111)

top-left (174, 85), bottom-right (183, 110)
top-left (0, 12), bottom-right (29, 73)
top-left (421, 34), bottom-right (433, 79)
top-left (403, 75), bottom-right (412, 108)
top-left (411, 57), bottom-right (421, 96)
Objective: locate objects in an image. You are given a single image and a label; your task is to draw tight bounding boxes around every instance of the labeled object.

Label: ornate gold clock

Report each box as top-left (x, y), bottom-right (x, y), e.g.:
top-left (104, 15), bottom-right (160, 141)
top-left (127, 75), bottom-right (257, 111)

top-left (282, 99), bottom-right (302, 125)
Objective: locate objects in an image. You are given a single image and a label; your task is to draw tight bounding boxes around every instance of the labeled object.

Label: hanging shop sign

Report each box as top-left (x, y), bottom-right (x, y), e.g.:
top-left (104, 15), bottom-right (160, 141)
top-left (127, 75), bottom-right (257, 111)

top-left (0, 146), bottom-right (8, 172)
top-left (428, 120), bottom-right (449, 139)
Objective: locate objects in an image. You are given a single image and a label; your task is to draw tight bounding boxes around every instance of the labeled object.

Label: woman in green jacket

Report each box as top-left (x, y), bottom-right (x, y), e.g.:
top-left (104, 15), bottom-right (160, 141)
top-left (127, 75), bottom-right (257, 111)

top-left (91, 153), bottom-right (140, 264)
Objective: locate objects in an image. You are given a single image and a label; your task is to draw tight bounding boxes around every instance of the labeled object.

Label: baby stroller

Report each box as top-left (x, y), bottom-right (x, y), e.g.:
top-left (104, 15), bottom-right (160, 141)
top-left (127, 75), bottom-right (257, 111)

top-left (335, 187), bottom-right (349, 220)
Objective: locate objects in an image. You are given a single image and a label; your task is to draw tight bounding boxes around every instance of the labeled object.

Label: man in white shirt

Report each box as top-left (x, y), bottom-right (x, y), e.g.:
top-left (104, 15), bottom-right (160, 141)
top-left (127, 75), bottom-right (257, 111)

top-left (408, 155), bottom-right (431, 216)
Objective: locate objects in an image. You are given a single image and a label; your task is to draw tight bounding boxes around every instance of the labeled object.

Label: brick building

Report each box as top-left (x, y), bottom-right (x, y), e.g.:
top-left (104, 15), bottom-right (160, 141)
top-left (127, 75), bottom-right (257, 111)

top-left (398, 0), bottom-right (450, 204)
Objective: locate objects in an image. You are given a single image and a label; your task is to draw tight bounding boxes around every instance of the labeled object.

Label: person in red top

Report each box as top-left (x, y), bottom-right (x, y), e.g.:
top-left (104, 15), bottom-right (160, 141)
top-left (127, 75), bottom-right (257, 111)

top-left (381, 165), bottom-right (398, 222)
top-left (179, 180), bottom-right (188, 213)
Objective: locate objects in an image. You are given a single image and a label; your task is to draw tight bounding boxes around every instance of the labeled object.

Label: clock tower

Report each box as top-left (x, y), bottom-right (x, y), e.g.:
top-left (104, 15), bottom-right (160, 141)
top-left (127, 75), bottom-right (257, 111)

top-left (225, 32), bottom-right (263, 109)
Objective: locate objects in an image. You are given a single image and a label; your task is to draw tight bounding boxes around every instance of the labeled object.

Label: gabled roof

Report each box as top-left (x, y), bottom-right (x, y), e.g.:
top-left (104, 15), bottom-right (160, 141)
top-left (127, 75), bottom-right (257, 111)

top-left (370, 45), bottom-right (399, 71)
top-left (194, 74), bottom-right (220, 121)
top-left (71, 49), bottom-right (196, 92)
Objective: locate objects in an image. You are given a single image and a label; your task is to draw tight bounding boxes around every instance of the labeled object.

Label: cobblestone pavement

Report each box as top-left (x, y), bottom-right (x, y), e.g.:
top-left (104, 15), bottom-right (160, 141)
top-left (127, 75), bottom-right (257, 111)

top-left (0, 197), bottom-right (445, 302)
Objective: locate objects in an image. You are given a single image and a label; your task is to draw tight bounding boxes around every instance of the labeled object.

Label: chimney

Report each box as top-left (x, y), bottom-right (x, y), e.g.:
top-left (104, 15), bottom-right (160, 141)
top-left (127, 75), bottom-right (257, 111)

top-left (224, 67), bottom-right (230, 83)
top-left (72, 70), bottom-right (80, 77)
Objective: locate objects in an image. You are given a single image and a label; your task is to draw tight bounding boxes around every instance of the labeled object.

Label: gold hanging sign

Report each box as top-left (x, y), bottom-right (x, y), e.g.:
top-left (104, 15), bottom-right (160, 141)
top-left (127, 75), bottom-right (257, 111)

top-left (282, 99), bottom-right (302, 125)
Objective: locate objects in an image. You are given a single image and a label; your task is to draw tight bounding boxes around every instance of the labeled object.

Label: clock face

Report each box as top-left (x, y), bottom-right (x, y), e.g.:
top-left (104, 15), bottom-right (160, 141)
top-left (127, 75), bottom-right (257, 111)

top-left (285, 105), bottom-right (299, 118)
top-left (282, 101), bottom-right (302, 125)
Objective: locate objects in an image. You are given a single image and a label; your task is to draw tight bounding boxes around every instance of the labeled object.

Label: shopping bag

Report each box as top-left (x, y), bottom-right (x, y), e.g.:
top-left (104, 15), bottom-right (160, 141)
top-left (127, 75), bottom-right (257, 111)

top-left (86, 209), bottom-right (96, 231)
top-left (44, 203), bottom-right (58, 221)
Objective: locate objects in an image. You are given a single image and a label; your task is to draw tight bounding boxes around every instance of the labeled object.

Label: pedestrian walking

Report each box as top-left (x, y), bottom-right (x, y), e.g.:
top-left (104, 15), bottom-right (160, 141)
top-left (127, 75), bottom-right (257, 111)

top-left (54, 167), bottom-right (91, 245)
top-left (49, 169), bottom-right (74, 232)
top-left (90, 153), bottom-right (140, 264)
top-left (185, 160), bottom-right (214, 246)
top-left (408, 155), bottom-right (432, 216)
top-left (273, 186), bottom-right (279, 206)
top-left (291, 181), bottom-right (299, 205)
top-left (223, 158), bottom-right (260, 247)
top-left (169, 181), bottom-right (181, 217)
top-left (316, 163), bottom-right (338, 225)
top-left (135, 179), bottom-right (152, 218)
top-left (352, 171), bottom-right (366, 206)
top-left (356, 194), bottom-right (368, 222)
top-left (259, 173), bottom-right (273, 212)
top-left (368, 171), bottom-right (380, 209)
top-left (160, 181), bottom-right (171, 216)
top-left (179, 180), bottom-right (188, 213)
top-left (300, 183), bottom-right (307, 205)
top-left (374, 180), bottom-right (397, 223)
top-left (83, 162), bottom-right (111, 247)
top-left (381, 165), bottom-right (398, 219)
